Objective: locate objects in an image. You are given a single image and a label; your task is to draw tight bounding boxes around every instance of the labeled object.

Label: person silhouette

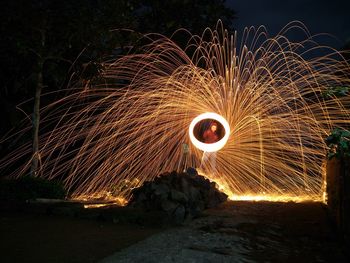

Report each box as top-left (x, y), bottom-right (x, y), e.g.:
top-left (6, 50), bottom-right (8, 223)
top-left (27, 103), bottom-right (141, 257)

top-left (203, 122), bottom-right (219, 143)
top-left (201, 121), bottom-right (219, 178)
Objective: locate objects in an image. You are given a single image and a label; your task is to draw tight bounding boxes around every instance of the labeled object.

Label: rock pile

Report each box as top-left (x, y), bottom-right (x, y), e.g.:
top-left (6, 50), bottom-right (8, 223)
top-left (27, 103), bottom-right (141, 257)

top-left (128, 168), bottom-right (227, 223)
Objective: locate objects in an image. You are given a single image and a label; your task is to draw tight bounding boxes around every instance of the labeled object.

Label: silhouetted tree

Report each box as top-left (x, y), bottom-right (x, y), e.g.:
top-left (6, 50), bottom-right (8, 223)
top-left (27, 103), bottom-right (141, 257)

top-left (0, 0), bottom-right (236, 175)
top-left (137, 0), bottom-right (236, 35)
top-left (0, 0), bottom-right (142, 175)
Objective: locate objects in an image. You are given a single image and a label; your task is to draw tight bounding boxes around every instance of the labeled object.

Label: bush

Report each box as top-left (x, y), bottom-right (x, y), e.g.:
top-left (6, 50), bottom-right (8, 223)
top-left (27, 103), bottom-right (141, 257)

top-left (325, 128), bottom-right (350, 159)
top-left (322, 86), bottom-right (349, 99)
top-left (0, 176), bottom-right (66, 201)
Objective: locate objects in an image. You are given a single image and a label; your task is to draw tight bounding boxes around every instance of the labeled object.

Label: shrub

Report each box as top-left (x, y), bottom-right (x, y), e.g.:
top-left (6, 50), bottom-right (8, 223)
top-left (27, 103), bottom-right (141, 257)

top-left (0, 176), bottom-right (66, 201)
top-left (322, 86), bottom-right (349, 99)
top-left (325, 128), bottom-right (350, 159)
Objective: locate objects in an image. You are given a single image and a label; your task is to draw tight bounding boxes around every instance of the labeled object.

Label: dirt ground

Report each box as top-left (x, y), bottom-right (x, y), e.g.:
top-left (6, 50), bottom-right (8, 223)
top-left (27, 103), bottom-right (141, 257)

top-left (0, 201), bottom-right (348, 263)
top-left (0, 212), bottom-right (161, 263)
top-left (101, 201), bottom-right (348, 263)
top-left (203, 201), bottom-right (347, 262)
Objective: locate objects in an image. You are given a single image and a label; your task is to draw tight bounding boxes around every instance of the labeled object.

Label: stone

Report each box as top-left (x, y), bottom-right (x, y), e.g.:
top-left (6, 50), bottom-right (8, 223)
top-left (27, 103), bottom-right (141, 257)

top-left (153, 184), bottom-right (170, 198)
top-left (186, 167), bottom-right (198, 176)
top-left (173, 205), bottom-right (186, 224)
top-left (128, 169), bottom-right (227, 223)
top-left (170, 189), bottom-right (188, 204)
top-left (161, 199), bottom-right (178, 214)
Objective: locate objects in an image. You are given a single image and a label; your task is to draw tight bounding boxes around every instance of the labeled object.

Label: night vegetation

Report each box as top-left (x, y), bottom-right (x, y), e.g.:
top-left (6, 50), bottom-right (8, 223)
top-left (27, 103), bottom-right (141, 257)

top-left (0, 0), bottom-right (236, 170)
top-left (0, 176), bottom-right (65, 201)
top-left (326, 128), bottom-right (350, 159)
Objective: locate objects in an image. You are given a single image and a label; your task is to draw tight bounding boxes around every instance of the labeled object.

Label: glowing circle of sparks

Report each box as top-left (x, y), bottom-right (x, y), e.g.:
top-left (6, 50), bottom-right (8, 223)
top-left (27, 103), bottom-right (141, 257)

top-left (189, 112), bottom-right (230, 152)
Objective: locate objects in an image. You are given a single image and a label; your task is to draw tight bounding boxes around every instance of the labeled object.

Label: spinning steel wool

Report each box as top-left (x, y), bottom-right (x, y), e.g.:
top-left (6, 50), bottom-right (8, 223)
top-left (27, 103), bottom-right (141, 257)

top-left (1, 22), bottom-right (350, 202)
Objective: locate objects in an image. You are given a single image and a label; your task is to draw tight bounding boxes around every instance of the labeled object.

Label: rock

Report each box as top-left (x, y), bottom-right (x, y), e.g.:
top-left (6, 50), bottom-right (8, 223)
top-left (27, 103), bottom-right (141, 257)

top-left (173, 205), bottom-right (186, 224)
top-left (170, 189), bottom-right (188, 204)
top-left (161, 199), bottom-right (178, 214)
top-left (188, 185), bottom-right (201, 202)
top-left (134, 192), bottom-right (147, 203)
top-left (180, 176), bottom-right (190, 196)
top-left (129, 168), bottom-right (227, 223)
top-left (206, 187), bottom-right (227, 208)
top-left (153, 184), bottom-right (170, 198)
top-left (186, 167), bottom-right (198, 176)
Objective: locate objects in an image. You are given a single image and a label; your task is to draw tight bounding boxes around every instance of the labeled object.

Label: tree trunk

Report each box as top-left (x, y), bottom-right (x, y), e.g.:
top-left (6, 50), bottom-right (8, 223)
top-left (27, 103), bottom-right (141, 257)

top-left (327, 157), bottom-right (350, 242)
top-left (30, 62), bottom-right (43, 177)
top-left (326, 158), bottom-right (342, 229)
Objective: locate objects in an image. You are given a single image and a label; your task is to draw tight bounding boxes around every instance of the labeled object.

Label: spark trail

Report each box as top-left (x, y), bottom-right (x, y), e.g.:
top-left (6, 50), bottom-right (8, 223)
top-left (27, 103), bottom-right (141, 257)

top-left (1, 22), bottom-right (350, 202)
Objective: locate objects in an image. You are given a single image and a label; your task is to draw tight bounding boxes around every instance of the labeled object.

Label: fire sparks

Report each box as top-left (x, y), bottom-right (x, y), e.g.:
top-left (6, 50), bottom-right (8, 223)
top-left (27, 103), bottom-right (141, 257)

top-left (1, 22), bottom-right (349, 202)
top-left (189, 112), bottom-right (230, 152)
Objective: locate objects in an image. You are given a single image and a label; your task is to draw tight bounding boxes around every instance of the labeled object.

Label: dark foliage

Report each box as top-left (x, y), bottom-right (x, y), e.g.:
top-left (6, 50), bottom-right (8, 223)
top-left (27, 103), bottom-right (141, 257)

top-left (0, 0), bottom-right (236, 165)
top-left (0, 176), bottom-right (66, 201)
top-left (326, 128), bottom-right (350, 159)
top-left (322, 86), bottom-right (349, 99)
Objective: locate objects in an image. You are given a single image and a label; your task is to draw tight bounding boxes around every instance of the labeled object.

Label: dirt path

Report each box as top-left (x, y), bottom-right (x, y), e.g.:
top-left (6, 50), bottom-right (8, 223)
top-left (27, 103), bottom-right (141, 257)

top-left (101, 201), bottom-right (347, 263)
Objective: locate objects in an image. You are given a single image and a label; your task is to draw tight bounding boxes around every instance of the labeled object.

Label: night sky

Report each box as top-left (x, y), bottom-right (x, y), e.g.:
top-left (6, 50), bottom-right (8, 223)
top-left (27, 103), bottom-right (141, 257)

top-left (228, 0), bottom-right (350, 48)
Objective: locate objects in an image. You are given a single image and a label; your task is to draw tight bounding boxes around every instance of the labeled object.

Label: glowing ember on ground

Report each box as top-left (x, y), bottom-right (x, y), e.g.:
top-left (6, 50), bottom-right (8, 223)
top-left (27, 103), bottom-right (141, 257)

top-left (228, 194), bottom-right (324, 203)
top-left (73, 195), bottom-right (128, 207)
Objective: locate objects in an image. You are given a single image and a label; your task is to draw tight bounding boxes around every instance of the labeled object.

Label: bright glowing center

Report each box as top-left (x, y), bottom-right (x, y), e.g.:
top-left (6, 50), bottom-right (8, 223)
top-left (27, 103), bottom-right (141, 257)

top-left (189, 112), bottom-right (230, 152)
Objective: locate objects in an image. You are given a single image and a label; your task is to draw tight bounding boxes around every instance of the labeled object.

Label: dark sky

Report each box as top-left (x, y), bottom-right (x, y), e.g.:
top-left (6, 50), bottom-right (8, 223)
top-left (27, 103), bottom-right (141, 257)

top-left (227, 0), bottom-right (350, 48)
